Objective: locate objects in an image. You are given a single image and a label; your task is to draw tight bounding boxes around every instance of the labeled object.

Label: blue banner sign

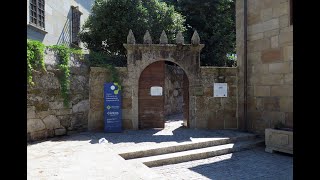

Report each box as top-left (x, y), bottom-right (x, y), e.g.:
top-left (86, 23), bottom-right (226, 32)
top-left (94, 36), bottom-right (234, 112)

top-left (104, 82), bottom-right (122, 132)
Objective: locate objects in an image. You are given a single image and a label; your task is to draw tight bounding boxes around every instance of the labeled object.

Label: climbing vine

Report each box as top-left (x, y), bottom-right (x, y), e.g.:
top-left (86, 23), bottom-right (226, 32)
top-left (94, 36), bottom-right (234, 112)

top-left (27, 39), bottom-right (46, 85)
top-left (47, 44), bottom-right (83, 107)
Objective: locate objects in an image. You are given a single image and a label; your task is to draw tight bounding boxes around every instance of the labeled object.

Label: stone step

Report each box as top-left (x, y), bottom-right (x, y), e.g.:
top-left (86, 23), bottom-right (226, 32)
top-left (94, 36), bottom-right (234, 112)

top-left (128, 139), bottom-right (264, 167)
top-left (120, 134), bottom-right (258, 160)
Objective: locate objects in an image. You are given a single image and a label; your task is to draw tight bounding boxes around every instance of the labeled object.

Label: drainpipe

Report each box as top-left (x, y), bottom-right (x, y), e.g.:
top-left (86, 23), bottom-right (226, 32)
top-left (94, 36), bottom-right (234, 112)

top-left (243, 0), bottom-right (248, 131)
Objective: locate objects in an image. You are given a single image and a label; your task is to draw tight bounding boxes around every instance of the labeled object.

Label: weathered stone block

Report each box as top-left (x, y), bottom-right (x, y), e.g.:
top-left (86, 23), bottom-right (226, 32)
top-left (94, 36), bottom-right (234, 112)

top-left (88, 110), bottom-right (104, 131)
top-left (36, 110), bottom-right (53, 119)
top-left (280, 97), bottom-right (293, 112)
top-left (49, 101), bottom-right (66, 110)
top-left (261, 8), bottom-right (273, 22)
top-left (283, 45), bottom-right (293, 61)
top-left (27, 106), bottom-right (36, 119)
top-left (265, 128), bottom-right (293, 154)
top-left (263, 97), bottom-right (280, 111)
top-left (34, 102), bottom-right (50, 112)
top-left (204, 87), bottom-right (213, 97)
top-left (55, 109), bottom-right (72, 115)
top-left (285, 112), bottom-right (293, 128)
top-left (252, 64), bottom-right (269, 74)
top-left (262, 18), bottom-right (279, 32)
top-left (262, 111), bottom-right (286, 126)
top-left (271, 35), bottom-right (279, 48)
top-left (58, 115), bottom-right (71, 127)
top-left (247, 52), bottom-right (261, 65)
top-left (72, 100), bottom-right (89, 113)
top-left (248, 38), bottom-right (270, 52)
top-left (27, 119), bottom-right (46, 133)
top-left (261, 48), bottom-right (281, 63)
top-left (122, 98), bottom-right (132, 109)
top-left (254, 86), bottom-right (270, 96)
top-left (43, 115), bottom-right (61, 130)
top-left (248, 12), bottom-right (261, 25)
top-left (269, 62), bottom-right (290, 74)
top-left (279, 14), bottom-right (289, 28)
top-left (248, 33), bottom-right (263, 41)
top-left (123, 119), bottom-right (133, 129)
top-left (279, 31), bottom-right (293, 46)
top-left (272, 2), bottom-right (288, 18)
top-left (30, 130), bottom-right (47, 141)
top-left (263, 29), bottom-right (279, 38)
top-left (260, 74), bottom-right (284, 85)
top-left (271, 85), bottom-right (293, 96)
top-left (55, 128), bottom-right (66, 136)
top-left (284, 73), bottom-right (292, 84)
top-left (224, 110), bottom-right (237, 129)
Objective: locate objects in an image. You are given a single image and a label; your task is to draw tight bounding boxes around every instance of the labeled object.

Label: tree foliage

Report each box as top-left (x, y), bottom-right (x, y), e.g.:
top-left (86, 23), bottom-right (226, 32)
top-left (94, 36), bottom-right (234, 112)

top-left (79, 0), bottom-right (186, 64)
top-left (167, 0), bottom-right (236, 66)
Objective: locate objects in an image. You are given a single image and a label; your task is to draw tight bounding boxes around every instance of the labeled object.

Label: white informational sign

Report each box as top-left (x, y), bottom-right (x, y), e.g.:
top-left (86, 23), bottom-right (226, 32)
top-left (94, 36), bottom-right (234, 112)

top-left (150, 86), bottom-right (163, 96)
top-left (214, 83), bottom-right (228, 97)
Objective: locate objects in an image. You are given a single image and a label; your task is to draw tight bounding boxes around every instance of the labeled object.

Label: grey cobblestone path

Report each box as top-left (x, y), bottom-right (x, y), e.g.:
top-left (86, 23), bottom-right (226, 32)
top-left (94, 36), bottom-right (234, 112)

top-left (152, 147), bottom-right (293, 180)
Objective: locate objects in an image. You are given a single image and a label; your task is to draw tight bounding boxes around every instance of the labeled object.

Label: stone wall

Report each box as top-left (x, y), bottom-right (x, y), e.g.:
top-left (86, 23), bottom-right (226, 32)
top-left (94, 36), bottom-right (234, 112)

top-left (164, 64), bottom-right (184, 116)
top-left (27, 50), bottom-right (89, 141)
top-left (88, 67), bottom-right (132, 131)
top-left (237, 0), bottom-right (293, 134)
top-left (194, 67), bottom-right (239, 129)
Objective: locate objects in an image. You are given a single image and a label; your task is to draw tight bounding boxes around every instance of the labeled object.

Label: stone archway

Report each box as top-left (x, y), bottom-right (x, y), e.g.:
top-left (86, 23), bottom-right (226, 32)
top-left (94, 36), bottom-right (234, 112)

top-left (123, 30), bottom-right (204, 130)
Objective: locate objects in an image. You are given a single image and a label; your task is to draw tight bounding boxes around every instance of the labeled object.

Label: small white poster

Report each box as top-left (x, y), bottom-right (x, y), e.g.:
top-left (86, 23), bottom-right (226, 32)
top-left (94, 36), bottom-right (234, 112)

top-left (150, 86), bottom-right (163, 96)
top-left (214, 83), bottom-right (228, 97)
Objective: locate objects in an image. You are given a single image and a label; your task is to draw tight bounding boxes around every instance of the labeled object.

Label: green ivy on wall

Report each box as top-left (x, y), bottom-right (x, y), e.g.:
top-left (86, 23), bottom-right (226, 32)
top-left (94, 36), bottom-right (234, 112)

top-left (27, 39), bottom-right (46, 85)
top-left (47, 44), bottom-right (83, 107)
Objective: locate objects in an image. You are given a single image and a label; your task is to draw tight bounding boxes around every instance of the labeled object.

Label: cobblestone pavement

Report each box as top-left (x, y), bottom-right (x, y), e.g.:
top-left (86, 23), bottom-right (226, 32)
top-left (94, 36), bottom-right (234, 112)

top-left (152, 147), bottom-right (293, 180)
top-left (27, 114), bottom-right (293, 179)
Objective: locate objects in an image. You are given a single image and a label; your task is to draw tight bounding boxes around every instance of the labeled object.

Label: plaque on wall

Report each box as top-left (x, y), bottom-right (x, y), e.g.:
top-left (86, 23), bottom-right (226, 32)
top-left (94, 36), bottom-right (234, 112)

top-left (214, 83), bottom-right (228, 97)
top-left (150, 86), bottom-right (163, 96)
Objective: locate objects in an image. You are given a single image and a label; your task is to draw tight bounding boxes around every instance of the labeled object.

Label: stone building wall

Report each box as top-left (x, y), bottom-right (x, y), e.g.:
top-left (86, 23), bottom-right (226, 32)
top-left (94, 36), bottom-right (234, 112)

top-left (237, 0), bottom-right (293, 134)
top-left (27, 0), bottom-right (94, 48)
top-left (164, 64), bottom-right (184, 116)
top-left (27, 50), bottom-right (89, 141)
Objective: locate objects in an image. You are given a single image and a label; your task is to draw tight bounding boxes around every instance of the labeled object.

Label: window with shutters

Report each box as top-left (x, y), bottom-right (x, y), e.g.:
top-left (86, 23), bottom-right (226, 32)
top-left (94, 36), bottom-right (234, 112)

top-left (71, 6), bottom-right (82, 46)
top-left (29, 0), bottom-right (45, 29)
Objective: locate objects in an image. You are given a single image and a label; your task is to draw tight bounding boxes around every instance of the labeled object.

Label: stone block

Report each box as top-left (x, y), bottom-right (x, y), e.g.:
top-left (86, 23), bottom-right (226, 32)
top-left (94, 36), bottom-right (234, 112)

top-left (27, 106), bottom-right (36, 119)
top-left (43, 115), bottom-right (61, 130)
top-left (224, 110), bottom-right (237, 129)
top-left (55, 128), bottom-right (66, 136)
top-left (122, 98), bottom-right (132, 109)
top-left (34, 102), bottom-right (50, 112)
top-left (265, 128), bottom-right (293, 154)
top-left (285, 112), bottom-right (293, 128)
top-left (252, 64), bottom-right (269, 74)
top-left (49, 101), bottom-right (66, 110)
top-left (36, 110), bottom-right (53, 119)
top-left (263, 29), bottom-right (279, 38)
top-left (248, 33), bottom-right (263, 41)
top-left (248, 38), bottom-right (270, 52)
top-left (208, 112), bottom-right (223, 129)
top-left (260, 74), bottom-right (284, 85)
top-left (283, 45), bottom-right (293, 61)
top-left (279, 31), bottom-right (293, 46)
top-left (269, 62), bottom-right (290, 74)
top-left (262, 18), bottom-right (279, 32)
top-left (123, 119), bottom-right (133, 129)
top-left (72, 100), bottom-right (89, 113)
top-left (88, 110), bottom-right (104, 131)
top-left (55, 109), bottom-right (72, 115)
top-left (262, 111), bottom-right (286, 126)
top-left (90, 99), bottom-right (104, 111)
top-left (279, 14), bottom-right (289, 28)
top-left (247, 52), bottom-right (261, 65)
top-left (254, 86), bottom-right (270, 97)
top-left (261, 48), bottom-right (281, 63)
top-left (271, 85), bottom-right (293, 96)
top-left (248, 12), bottom-right (261, 25)
top-left (221, 97), bottom-right (237, 109)
top-left (27, 118), bottom-right (46, 133)
top-left (261, 8), bottom-right (273, 22)
top-left (272, 2), bottom-right (288, 18)
top-left (271, 35), bottom-right (279, 48)
top-left (263, 97), bottom-right (280, 111)
top-left (284, 73), bottom-right (292, 84)
top-left (30, 130), bottom-right (47, 141)
top-left (280, 97), bottom-right (293, 112)
top-left (58, 115), bottom-right (71, 127)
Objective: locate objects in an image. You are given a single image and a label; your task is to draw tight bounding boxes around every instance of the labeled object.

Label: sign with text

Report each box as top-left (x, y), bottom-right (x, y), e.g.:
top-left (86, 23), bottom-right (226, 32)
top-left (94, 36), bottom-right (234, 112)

top-left (104, 82), bottom-right (122, 132)
top-left (150, 86), bottom-right (163, 96)
top-left (214, 83), bottom-right (228, 97)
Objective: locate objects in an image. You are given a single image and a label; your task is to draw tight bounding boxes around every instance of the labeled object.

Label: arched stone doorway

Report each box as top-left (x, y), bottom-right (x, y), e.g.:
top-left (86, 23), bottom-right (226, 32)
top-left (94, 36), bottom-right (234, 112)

top-left (123, 30), bottom-right (204, 130)
top-left (138, 61), bottom-right (190, 129)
